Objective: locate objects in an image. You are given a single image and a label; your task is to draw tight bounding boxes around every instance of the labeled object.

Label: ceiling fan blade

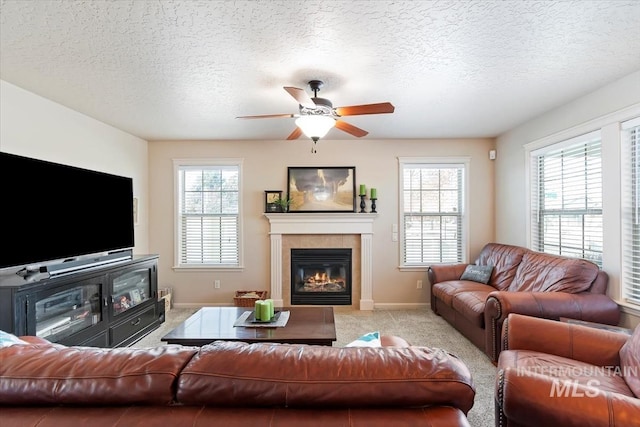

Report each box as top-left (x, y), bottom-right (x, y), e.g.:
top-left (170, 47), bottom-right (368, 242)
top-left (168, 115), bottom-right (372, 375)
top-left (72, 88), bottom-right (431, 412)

top-left (334, 102), bottom-right (395, 117)
top-left (283, 86), bottom-right (315, 108)
top-left (335, 120), bottom-right (369, 138)
top-left (236, 113), bottom-right (295, 119)
top-left (286, 127), bottom-right (303, 140)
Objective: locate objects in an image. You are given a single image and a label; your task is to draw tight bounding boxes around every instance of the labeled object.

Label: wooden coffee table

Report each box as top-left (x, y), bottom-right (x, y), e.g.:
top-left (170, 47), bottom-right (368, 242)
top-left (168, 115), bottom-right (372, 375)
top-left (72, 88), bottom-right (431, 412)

top-left (161, 306), bottom-right (336, 346)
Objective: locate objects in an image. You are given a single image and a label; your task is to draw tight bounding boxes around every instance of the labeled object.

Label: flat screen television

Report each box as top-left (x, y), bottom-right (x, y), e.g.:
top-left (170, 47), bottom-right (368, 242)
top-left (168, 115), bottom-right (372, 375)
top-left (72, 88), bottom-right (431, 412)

top-left (0, 152), bottom-right (135, 271)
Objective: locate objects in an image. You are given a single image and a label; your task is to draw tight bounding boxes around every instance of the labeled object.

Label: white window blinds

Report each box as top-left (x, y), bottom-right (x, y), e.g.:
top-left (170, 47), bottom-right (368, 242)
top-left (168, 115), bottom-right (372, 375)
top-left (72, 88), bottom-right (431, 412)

top-left (400, 161), bottom-right (466, 265)
top-left (530, 131), bottom-right (602, 266)
top-left (177, 163), bottom-right (240, 266)
top-left (622, 117), bottom-right (640, 306)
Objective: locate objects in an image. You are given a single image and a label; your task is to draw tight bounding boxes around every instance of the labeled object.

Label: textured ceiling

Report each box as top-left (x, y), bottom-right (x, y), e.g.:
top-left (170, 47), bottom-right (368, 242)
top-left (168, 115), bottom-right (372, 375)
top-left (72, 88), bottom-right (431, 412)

top-left (1, 0), bottom-right (639, 141)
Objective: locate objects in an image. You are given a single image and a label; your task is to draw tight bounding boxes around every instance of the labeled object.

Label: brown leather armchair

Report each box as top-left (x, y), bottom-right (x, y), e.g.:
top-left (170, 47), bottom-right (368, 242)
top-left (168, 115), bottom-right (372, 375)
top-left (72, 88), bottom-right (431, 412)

top-left (495, 314), bottom-right (640, 427)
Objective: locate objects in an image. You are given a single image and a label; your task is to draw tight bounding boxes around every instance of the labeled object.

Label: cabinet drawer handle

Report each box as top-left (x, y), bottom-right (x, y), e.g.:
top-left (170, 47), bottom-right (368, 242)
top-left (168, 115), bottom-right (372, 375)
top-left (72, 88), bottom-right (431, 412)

top-left (131, 318), bottom-right (141, 326)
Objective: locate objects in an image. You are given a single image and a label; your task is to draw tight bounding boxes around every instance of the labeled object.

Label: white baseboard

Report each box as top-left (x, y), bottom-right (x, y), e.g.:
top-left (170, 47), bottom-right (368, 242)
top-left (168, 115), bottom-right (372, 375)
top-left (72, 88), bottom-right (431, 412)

top-left (172, 302), bottom-right (431, 310)
top-left (373, 303), bottom-right (430, 310)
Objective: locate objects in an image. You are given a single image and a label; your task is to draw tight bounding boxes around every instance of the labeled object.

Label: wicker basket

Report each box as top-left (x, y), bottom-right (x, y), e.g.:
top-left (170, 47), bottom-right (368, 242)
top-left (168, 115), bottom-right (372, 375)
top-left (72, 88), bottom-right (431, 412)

top-left (233, 290), bottom-right (268, 307)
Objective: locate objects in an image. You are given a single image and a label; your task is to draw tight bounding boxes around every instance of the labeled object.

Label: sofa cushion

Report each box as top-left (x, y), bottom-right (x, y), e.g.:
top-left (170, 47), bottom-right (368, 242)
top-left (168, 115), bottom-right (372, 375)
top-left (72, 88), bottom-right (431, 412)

top-left (460, 264), bottom-right (493, 284)
top-left (620, 324), bottom-right (640, 397)
top-left (475, 243), bottom-right (526, 290)
top-left (0, 343), bottom-right (199, 405)
top-left (509, 251), bottom-right (599, 293)
top-left (432, 281), bottom-right (495, 307)
top-left (177, 340), bottom-right (476, 414)
top-left (452, 291), bottom-right (490, 327)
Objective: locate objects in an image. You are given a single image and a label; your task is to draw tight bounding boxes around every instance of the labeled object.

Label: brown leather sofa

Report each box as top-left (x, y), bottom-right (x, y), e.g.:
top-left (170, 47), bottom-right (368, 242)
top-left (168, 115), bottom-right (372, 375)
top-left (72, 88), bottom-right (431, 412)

top-left (496, 313), bottom-right (640, 427)
top-left (0, 335), bottom-right (476, 426)
top-left (428, 242), bottom-right (620, 362)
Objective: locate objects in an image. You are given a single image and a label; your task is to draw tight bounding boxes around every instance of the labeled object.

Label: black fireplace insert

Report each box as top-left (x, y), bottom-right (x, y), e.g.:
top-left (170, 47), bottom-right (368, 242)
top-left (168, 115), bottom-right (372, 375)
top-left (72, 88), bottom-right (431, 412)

top-left (291, 248), bottom-right (352, 305)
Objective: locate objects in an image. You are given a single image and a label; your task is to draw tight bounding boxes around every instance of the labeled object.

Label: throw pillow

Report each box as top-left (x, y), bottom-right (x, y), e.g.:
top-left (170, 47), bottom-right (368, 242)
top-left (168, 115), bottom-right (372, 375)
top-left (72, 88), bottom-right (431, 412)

top-left (346, 331), bottom-right (381, 347)
top-left (0, 330), bottom-right (27, 347)
top-left (460, 264), bottom-right (494, 284)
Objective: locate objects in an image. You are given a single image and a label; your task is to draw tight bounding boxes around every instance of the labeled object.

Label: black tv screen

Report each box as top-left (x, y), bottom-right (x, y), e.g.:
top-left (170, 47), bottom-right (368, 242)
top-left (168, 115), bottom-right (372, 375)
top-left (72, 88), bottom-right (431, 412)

top-left (0, 152), bottom-right (135, 270)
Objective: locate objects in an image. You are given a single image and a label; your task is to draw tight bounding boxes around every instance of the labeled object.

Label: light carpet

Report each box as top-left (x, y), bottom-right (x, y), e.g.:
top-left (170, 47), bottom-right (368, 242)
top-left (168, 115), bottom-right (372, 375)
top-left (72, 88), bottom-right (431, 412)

top-left (132, 307), bottom-right (496, 427)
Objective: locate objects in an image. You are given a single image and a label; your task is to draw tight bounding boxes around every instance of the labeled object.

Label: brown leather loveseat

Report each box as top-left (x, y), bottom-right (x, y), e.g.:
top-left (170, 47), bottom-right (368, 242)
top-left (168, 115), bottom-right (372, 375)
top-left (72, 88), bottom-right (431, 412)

top-left (0, 335), bottom-right (476, 426)
top-left (496, 313), bottom-right (640, 426)
top-left (428, 242), bottom-right (620, 362)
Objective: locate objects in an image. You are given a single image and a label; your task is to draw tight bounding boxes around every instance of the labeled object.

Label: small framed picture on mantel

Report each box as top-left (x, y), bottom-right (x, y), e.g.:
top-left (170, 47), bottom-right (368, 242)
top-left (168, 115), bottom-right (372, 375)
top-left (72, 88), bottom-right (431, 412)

top-left (265, 190), bottom-right (282, 213)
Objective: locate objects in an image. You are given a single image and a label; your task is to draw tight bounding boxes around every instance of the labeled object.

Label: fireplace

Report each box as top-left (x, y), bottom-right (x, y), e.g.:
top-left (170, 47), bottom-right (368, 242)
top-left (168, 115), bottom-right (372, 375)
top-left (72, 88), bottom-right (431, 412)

top-left (265, 212), bottom-right (376, 310)
top-left (291, 248), bottom-right (352, 305)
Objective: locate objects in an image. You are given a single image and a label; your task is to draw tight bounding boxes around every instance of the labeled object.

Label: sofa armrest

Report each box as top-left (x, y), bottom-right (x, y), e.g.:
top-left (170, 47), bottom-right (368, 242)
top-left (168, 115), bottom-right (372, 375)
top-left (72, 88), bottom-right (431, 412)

top-left (486, 290), bottom-right (621, 324)
top-left (496, 368), bottom-right (640, 427)
top-left (428, 264), bottom-right (469, 310)
top-left (502, 314), bottom-right (628, 366)
top-left (428, 264), bottom-right (469, 285)
top-left (380, 335), bottom-right (411, 347)
top-left (484, 291), bottom-right (621, 362)
top-left (18, 336), bottom-right (56, 346)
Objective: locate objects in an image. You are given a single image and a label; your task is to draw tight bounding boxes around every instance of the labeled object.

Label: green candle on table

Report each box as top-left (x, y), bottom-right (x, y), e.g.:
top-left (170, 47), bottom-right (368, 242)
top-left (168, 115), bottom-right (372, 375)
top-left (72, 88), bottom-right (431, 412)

top-left (254, 300), bottom-right (264, 320)
top-left (260, 301), bottom-right (271, 320)
top-left (370, 188), bottom-right (377, 199)
top-left (264, 299), bottom-right (274, 318)
top-left (359, 184), bottom-right (366, 196)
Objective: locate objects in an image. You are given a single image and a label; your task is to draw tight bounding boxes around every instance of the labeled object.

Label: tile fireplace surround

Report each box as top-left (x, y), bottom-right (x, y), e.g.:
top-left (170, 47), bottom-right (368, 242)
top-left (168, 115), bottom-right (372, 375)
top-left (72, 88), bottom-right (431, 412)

top-left (264, 213), bottom-right (377, 310)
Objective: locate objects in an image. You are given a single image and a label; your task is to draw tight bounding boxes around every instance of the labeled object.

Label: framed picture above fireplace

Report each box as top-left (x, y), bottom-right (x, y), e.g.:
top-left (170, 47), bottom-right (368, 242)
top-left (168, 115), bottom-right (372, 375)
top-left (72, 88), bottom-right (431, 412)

top-left (287, 166), bottom-right (356, 213)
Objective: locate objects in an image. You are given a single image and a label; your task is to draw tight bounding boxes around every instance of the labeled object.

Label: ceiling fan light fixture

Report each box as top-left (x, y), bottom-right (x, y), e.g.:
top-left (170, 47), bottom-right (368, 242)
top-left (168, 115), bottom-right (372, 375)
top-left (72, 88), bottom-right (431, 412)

top-left (295, 115), bottom-right (335, 141)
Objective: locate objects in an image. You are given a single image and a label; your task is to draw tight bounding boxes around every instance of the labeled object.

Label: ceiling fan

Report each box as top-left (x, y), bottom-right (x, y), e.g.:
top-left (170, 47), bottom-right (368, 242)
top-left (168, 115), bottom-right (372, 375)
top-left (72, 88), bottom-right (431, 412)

top-left (236, 80), bottom-right (395, 147)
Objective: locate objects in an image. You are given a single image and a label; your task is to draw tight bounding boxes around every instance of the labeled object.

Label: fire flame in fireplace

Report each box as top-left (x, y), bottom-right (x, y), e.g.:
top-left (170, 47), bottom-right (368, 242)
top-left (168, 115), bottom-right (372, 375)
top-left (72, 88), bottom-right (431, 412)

top-left (314, 272), bottom-right (327, 282)
top-left (306, 271), bottom-right (333, 285)
top-left (302, 271), bottom-right (345, 292)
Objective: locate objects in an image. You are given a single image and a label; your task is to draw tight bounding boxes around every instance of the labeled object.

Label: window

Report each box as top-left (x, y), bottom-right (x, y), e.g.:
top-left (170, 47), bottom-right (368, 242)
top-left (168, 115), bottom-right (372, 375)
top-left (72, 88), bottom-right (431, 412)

top-left (529, 131), bottom-right (602, 266)
top-left (622, 117), bottom-right (640, 306)
top-left (174, 159), bottom-right (242, 268)
top-left (399, 158), bottom-right (468, 266)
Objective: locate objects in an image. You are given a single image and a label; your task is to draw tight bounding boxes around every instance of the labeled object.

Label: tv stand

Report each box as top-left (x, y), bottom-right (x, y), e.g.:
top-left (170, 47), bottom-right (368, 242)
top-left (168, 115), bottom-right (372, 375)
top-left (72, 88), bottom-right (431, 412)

top-left (0, 254), bottom-right (163, 348)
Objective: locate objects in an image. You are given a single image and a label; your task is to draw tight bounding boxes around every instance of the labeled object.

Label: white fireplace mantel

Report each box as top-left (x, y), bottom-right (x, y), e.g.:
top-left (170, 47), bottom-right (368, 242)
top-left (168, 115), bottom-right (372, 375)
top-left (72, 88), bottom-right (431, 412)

top-left (264, 213), bottom-right (377, 310)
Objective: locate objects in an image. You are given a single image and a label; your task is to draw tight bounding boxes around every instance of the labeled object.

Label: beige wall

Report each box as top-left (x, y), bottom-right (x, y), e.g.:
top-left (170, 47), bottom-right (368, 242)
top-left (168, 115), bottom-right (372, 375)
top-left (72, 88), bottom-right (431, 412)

top-left (148, 137), bottom-right (495, 308)
top-left (0, 80), bottom-right (151, 258)
top-left (495, 70), bottom-right (640, 328)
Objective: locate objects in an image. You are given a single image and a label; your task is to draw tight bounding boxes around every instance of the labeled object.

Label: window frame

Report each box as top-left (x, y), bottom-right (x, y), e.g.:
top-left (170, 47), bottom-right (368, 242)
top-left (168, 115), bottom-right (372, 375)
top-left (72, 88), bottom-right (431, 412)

top-left (522, 103), bottom-right (640, 315)
top-left (528, 130), bottom-right (603, 267)
top-left (173, 158), bottom-right (244, 270)
top-left (621, 116), bottom-right (640, 307)
top-left (398, 156), bottom-right (470, 269)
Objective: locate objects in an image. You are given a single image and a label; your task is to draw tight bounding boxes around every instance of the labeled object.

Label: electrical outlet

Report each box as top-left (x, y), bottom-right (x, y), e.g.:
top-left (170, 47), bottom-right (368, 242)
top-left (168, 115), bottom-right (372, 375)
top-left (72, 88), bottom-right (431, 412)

top-left (214, 280), bottom-right (220, 289)
top-left (417, 280), bottom-right (423, 289)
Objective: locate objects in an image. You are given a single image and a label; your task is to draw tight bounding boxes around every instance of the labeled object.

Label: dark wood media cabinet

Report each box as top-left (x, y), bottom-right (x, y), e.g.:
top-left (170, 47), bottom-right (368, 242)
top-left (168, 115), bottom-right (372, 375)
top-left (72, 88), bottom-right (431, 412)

top-left (0, 254), bottom-right (164, 347)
